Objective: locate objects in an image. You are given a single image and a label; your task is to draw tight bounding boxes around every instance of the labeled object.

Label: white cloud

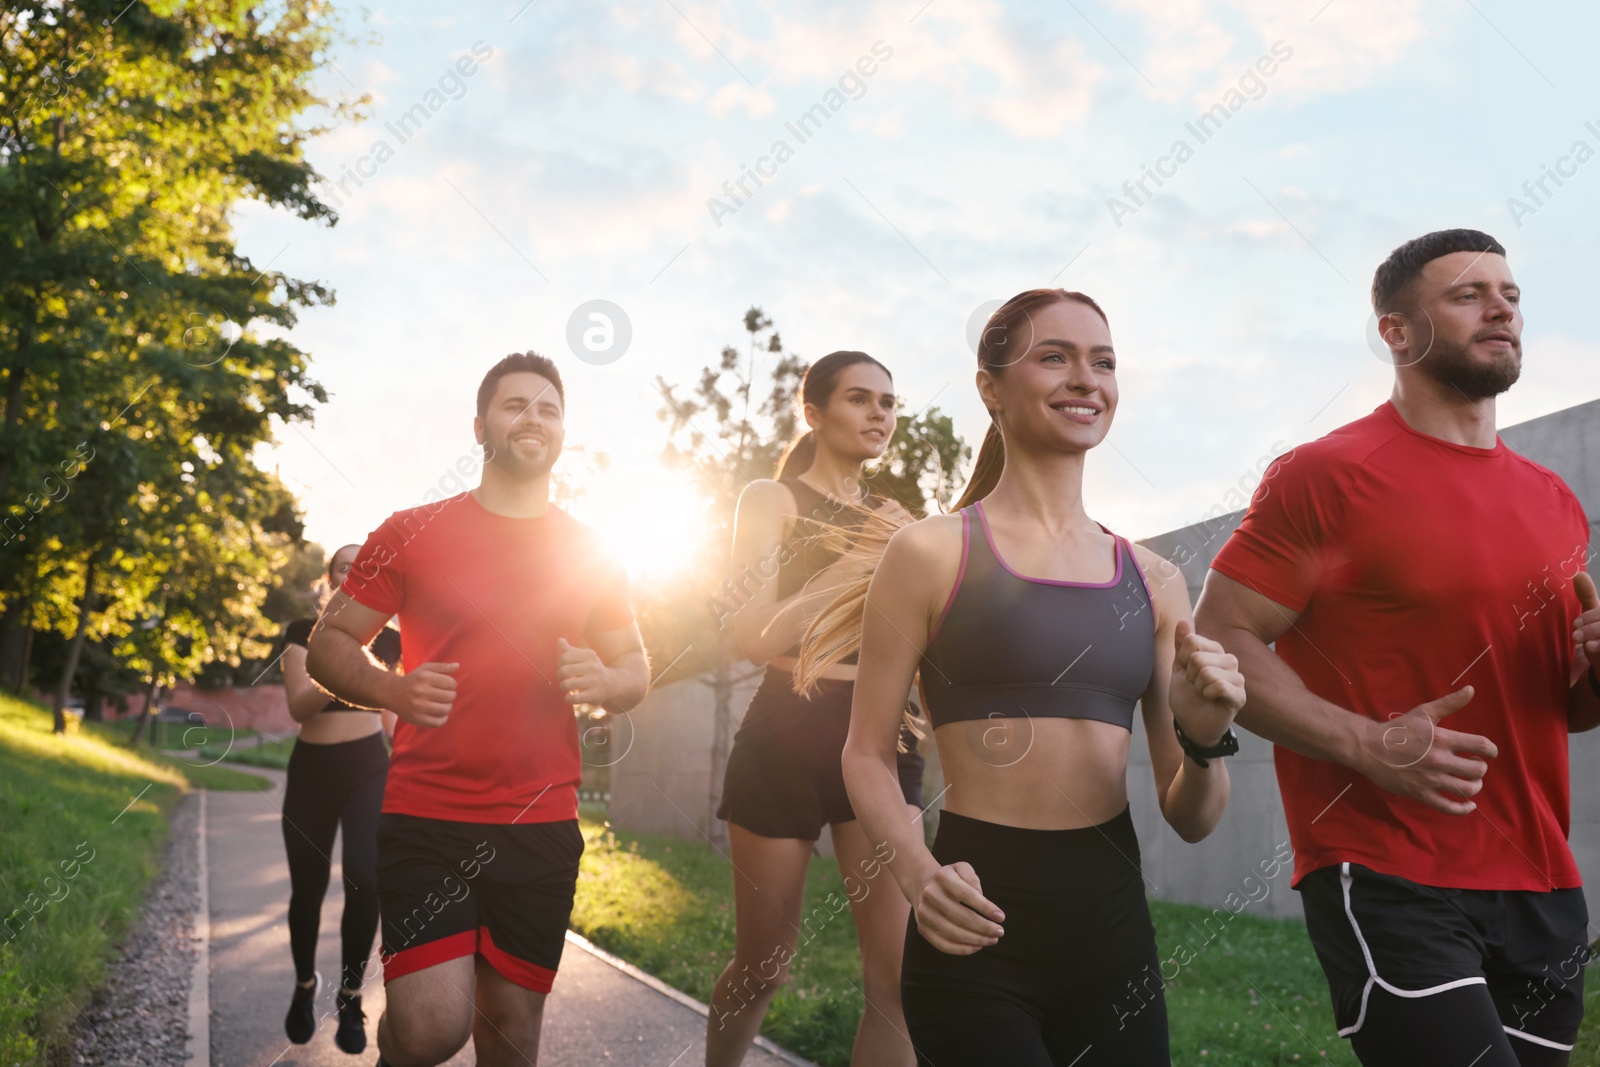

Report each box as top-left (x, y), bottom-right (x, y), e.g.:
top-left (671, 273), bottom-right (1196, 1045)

top-left (708, 82), bottom-right (777, 118)
top-left (1113, 0), bottom-right (1436, 104)
top-left (640, 0), bottom-right (1106, 137)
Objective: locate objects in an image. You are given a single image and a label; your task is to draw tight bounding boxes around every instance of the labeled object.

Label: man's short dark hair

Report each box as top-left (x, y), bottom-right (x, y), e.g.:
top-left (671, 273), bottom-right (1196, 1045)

top-left (1371, 229), bottom-right (1506, 313)
top-left (477, 352), bottom-right (564, 418)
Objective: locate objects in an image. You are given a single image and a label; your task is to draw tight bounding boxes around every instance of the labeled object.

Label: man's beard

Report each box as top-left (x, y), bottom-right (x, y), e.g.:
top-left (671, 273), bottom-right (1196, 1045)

top-left (484, 428), bottom-right (558, 477)
top-left (1420, 331), bottom-right (1521, 399)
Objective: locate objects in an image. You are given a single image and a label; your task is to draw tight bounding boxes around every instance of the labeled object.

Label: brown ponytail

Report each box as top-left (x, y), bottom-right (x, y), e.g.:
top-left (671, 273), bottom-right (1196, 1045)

top-left (794, 288), bottom-right (1111, 742)
top-left (774, 430), bottom-right (818, 482)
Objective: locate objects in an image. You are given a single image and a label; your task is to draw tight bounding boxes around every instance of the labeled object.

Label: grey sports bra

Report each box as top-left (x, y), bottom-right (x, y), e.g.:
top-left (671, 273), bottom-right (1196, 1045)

top-left (918, 500), bottom-right (1155, 730)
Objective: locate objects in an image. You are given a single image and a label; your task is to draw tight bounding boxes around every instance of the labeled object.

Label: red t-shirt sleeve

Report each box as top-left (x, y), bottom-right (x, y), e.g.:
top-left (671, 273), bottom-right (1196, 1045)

top-left (585, 556), bottom-right (635, 635)
top-left (1210, 449), bottom-right (1343, 614)
top-left (341, 517), bottom-right (407, 615)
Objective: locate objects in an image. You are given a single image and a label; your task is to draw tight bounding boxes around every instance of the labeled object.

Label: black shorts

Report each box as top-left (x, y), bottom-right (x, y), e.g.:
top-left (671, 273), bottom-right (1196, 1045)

top-left (900, 808), bottom-right (1170, 1066)
top-left (716, 665), bottom-right (924, 841)
top-left (376, 813), bottom-right (584, 993)
top-left (1299, 862), bottom-right (1590, 1052)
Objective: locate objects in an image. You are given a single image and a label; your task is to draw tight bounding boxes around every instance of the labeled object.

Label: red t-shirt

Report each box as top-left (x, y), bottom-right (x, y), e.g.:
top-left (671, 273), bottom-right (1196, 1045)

top-left (1211, 401), bottom-right (1589, 891)
top-left (341, 492), bottom-right (634, 824)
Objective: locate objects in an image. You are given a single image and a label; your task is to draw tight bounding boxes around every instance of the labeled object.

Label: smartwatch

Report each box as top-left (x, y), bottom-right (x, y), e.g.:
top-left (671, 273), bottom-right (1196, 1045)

top-left (1173, 717), bottom-right (1239, 769)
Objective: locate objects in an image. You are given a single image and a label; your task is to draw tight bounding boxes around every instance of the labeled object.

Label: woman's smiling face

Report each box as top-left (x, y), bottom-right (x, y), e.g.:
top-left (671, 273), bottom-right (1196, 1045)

top-left (980, 297), bottom-right (1117, 454)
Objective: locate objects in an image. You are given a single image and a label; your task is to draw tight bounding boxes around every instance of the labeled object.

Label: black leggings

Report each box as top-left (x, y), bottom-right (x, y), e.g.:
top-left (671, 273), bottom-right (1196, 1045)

top-left (900, 808), bottom-right (1170, 1066)
top-left (1351, 985), bottom-right (1571, 1067)
top-left (281, 732), bottom-right (388, 992)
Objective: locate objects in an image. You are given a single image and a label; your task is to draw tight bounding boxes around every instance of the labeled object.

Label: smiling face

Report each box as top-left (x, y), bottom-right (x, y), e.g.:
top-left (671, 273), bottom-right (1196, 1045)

top-left (476, 370), bottom-right (565, 478)
top-left (805, 360), bottom-right (897, 463)
top-left (1383, 251), bottom-right (1522, 398)
top-left (979, 298), bottom-right (1117, 453)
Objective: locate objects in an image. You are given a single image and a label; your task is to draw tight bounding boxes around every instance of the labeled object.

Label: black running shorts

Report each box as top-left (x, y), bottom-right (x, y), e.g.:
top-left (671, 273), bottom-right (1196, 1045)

top-left (376, 813), bottom-right (583, 993)
top-left (717, 666), bottom-right (924, 841)
top-left (1299, 861), bottom-right (1589, 1054)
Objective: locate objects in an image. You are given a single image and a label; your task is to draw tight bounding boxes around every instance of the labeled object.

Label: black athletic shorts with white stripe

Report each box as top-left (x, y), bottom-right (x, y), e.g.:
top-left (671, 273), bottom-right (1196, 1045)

top-left (1300, 862), bottom-right (1589, 1061)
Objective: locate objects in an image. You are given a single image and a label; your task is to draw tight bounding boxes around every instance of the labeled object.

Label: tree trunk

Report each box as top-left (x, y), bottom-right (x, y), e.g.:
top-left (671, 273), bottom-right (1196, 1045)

top-left (0, 600), bottom-right (30, 693)
top-left (129, 675), bottom-right (160, 746)
top-left (52, 555), bottom-right (98, 734)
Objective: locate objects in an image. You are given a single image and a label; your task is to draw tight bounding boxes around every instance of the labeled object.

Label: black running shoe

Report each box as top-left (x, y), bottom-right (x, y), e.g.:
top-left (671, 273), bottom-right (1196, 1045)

top-left (284, 971), bottom-right (321, 1043)
top-left (334, 990), bottom-right (367, 1054)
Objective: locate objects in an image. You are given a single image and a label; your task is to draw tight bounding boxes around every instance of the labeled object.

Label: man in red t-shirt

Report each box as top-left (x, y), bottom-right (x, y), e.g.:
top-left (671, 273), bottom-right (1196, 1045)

top-left (1197, 229), bottom-right (1600, 1067)
top-left (306, 352), bottom-right (649, 1067)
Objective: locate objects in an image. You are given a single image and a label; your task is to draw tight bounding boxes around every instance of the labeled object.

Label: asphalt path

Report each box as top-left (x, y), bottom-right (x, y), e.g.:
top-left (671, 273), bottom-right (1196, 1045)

top-left (203, 767), bottom-right (801, 1067)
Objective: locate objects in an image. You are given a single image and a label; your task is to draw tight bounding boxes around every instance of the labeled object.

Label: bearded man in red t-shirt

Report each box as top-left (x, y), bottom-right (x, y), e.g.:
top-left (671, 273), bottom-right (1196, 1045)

top-left (1197, 229), bottom-right (1600, 1067)
top-left (306, 351), bottom-right (650, 1067)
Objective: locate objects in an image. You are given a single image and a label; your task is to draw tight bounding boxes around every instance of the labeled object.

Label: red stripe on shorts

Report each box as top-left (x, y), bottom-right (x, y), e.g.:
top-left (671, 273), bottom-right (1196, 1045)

top-left (381, 929), bottom-right (477, 983)
top-left (477, 925), bottom-right (557, 993)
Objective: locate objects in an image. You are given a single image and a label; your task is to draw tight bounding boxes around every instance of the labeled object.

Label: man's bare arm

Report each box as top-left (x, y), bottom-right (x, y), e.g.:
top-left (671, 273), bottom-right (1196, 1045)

top-left (1194, 569), bottom-right (1495, 816)
top-left (1570, 573), bottom-right (1600, 732)
top-left (562, 622), bottom-right (649, 714)
top-left (309, 591), bottom-right (458, 728)
top-left (305, 591), bottom-right (400, 711)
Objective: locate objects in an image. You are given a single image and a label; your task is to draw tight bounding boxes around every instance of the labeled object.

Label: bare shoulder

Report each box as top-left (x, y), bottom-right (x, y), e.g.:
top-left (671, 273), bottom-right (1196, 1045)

top-left (883, 511), bottom-right (966, 571)
top-left (737, 478), bottom-right (798, 519)
top-left (1128, 541), bottom-right (1184, 590)
top-left (1129, 540), bottom-right (1192, 617)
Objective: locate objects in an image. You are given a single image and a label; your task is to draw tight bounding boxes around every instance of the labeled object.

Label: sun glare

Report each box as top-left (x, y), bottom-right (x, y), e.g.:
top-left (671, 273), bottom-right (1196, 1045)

top-left (568, 458), bottom-right (711, 586)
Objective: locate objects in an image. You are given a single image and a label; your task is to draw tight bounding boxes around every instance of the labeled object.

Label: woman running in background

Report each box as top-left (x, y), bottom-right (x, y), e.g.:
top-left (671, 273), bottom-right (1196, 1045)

top-left (802, 290), bottom-right (1246, 1065)
top-left (279, 544), bottom-right (402, 1055)
top-left (706, 351), bottom-right (925, 1067)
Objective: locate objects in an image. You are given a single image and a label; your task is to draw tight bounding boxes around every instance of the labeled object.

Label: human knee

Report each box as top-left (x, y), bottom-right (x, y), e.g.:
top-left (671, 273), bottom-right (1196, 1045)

top-left (718, 953), bottom-right (793, 1007)
top-left (379, 1003), bottom-right (473, 1066)
top-left (860, 953), bottom-right (902, 1002)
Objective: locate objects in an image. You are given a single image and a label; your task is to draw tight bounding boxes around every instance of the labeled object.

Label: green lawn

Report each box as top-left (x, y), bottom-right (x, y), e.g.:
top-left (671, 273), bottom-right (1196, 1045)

top-left (572, 815), bottom-right (1600, 1067)
top-left (0, 694), bottom-right (269, 1064)
top-left (196, 733), bottom-right (296, 771)
top-left (85, 718), bottom-right (297, 771)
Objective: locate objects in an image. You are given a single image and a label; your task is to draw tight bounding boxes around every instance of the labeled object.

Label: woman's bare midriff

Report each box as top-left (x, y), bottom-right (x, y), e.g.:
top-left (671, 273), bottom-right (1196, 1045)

top-left (296, 708), bottom-right (385, 745)
top-left (934, 716), bottom-right (1133, 830)
top-left (767, 653), bottom-right (859, 682)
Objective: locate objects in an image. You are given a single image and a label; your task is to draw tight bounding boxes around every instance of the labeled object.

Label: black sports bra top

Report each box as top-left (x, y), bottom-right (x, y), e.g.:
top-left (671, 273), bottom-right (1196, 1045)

top-left (773, 477), bottom-right (882, 663)
top-left (918, 500), bottom-right (1155, 730)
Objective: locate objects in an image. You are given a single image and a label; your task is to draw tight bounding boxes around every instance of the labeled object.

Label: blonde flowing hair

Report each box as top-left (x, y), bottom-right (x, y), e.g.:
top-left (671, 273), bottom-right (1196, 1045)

top-left (791, 289), bottom-right (1112, 745)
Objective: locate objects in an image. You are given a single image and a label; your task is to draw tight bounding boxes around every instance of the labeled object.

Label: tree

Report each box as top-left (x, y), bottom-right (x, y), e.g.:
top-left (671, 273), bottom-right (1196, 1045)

top-left (0, 1), bottom-right (362, 727)
top-left (652, 308), bottom-right (969, 841)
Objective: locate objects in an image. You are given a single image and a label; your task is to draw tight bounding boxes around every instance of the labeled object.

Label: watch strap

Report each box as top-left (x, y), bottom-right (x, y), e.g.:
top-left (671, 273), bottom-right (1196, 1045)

top-left (1173, 718), bottom-right (1239, 768)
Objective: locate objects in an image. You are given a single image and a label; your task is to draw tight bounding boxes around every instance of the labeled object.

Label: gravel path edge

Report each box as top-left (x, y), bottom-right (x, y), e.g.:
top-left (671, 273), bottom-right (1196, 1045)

top-left (66, 790), bottom-right (200, 1067)
top-left (185, 790), bottom-right (209, 1067)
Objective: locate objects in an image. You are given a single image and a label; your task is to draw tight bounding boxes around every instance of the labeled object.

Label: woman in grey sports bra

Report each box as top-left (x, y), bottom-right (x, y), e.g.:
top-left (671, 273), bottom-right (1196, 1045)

top-left (798, 289), bottom-right (1247, 1066)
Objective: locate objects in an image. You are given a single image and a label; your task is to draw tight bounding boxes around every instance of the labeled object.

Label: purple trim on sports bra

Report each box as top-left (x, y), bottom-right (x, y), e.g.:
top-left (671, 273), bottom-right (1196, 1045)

top-left (1125, 538), bottom-right (1155, 608)
top-left (972, 499), bottom-right (1123, 588)
top-left (927, 509), bottom-right (971, 645)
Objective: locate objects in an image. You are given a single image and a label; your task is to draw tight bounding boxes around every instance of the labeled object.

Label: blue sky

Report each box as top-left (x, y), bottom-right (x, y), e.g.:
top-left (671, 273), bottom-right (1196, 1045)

top-left (238, 0), bottom-right (1600, 578)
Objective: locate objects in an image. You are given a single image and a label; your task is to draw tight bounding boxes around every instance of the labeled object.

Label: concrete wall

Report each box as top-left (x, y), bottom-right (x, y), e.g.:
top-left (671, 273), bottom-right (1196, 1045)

top-left (610, 665), bottom-right (765, 848)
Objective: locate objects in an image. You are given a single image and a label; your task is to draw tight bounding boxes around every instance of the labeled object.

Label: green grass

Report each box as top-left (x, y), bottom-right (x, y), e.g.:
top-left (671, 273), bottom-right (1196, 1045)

top-left (571, 819), bottom-right (869, 1062)
top-left (0, 693), bottom-right (270, 1064)
top-left (82, 718), bottom-right (294, 774)
top-left (572, 817), bottom-right (1600, 1067)
top-left (195, 734), bottom-right (295, 771)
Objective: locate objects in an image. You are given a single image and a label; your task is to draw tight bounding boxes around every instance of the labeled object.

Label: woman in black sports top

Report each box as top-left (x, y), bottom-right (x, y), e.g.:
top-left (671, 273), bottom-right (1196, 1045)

top-left (803, 291), bottom-right (1246, 1066)
top-left (706, 351), bottom-right (924, 1067)
top-left (278, 544), bottom-right (403, 1055)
